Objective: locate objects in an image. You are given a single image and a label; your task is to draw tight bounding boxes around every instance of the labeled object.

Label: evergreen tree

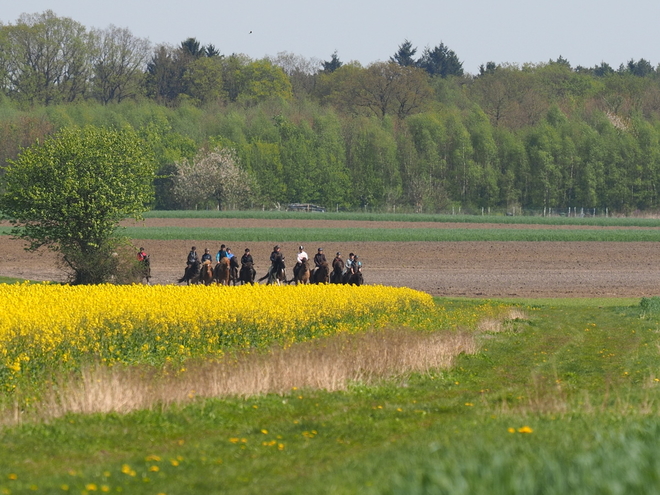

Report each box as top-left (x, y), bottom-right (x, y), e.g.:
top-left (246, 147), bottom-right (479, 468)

top-left (418, 43), bottom-right (464, 78)
top-left (322, 51), bottom-right (343, 73)
top-left (390, 39), bottom-right (417, 67)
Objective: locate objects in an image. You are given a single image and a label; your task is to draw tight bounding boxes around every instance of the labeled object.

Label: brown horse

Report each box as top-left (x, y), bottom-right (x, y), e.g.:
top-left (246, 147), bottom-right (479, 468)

top-left (330, 257), bottom-right (344, 284)
top-left (311, 261), bottom-right (330, 284)
top-left (290, 258), bottom-right (310, 285)
top-left (199, 260), bottom-right (214, 285)
top-left (214, 257), bottom-right (231, 285)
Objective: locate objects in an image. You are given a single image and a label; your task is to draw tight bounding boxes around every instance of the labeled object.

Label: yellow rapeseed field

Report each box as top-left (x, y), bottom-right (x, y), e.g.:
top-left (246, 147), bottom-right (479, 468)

top-left (0, 283), bottom-right (442, 391)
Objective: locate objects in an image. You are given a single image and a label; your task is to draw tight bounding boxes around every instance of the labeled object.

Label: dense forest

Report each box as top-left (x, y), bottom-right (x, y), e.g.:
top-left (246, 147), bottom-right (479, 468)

top-left (2, 11), bottom-right (660, 214)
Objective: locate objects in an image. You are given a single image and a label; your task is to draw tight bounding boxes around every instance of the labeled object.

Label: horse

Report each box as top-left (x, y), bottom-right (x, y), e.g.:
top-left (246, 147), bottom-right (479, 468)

top-left (259, 256), bottom-right (286, 285)
top-left (311, 261), bottom-right (330, 284)
top-left (342, 266), bottom-right (364, 286)
top-left (199, 260), bottom-right (214, 286)
top-left (290, 258), bottom-right (310, 285)
top-left (178, 260), bottom-right (201, 285)
top-left (330, 257), bottom-right (344, 284)
top-left (214, 257), bottom-right (231, 286)
top-left (238, 261), bottom-right (256, 285)
top-left (229, 256), bottom-right (240, 285)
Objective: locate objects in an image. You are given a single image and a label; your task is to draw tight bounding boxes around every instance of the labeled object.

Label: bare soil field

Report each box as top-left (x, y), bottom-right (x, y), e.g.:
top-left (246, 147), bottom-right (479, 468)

top-left (2, 218), bottom-right (660, 298)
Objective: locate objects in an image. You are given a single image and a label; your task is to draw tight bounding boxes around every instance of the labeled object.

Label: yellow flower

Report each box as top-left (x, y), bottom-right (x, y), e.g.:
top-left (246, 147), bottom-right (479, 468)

top-left (517, 426), bottom-right (533, 434)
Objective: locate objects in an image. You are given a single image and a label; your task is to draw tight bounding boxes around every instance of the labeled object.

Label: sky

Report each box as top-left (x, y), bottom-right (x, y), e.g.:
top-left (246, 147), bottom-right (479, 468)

top-left (4, 0), bottom-right (660, 75)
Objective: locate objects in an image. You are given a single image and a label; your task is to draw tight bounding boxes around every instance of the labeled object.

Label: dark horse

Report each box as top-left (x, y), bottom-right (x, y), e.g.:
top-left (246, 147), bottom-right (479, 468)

top-left (199, 260), bottom-right (214, 286)
top-left (229, 256), bottom-right (240, 285)
top-left (290, 258), bottom-right (310, 285)
top-left (214, 257), bottom-right (231, 286)
top-left (343, 267), bottom-right (364, 286)
top-left (259, 255), bottom-right (286, 285)
top-left (238, 261), bottom-right (256, 285)
top-left (330, 257), bottom-right (344, 284)
top-left (178, 260), bottom-right (200, 285)
top-left (311, 261), bottom-right (330, 284)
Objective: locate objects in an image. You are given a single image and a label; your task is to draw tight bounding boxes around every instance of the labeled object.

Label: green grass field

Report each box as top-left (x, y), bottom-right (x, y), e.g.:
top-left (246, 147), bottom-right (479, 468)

top-left (3, 296), bottom-right (660, 494)
top-left (141, 210), bottom-right (660, 228)
top-left (120, 225), bottom-right (660, 242)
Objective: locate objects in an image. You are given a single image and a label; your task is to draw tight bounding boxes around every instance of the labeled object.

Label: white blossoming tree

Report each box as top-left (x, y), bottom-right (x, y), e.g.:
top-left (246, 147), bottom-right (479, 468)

top-left (172, 148), bottom-right (258, 210)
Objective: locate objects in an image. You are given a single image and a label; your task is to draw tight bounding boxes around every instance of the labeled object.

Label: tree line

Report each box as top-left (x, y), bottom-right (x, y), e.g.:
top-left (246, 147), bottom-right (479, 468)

top-left (3, 11), bottom-right (660, 213)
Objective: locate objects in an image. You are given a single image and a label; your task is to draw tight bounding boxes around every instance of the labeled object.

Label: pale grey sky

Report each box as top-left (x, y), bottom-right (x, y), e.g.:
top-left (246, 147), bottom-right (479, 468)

top-left (3, 0), bottom-right (660, 74)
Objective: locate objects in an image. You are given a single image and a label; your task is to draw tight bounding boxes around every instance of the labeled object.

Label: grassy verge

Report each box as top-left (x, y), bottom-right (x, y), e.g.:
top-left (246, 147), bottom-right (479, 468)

top-left (2, 297), bottom-right (660, 493)
top-left (120, 226), bottom-right (660, 242)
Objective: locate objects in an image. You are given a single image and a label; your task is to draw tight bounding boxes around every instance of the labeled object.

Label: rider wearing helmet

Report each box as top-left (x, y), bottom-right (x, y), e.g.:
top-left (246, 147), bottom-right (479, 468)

top-left (294, 245), bottom-right (308, 279)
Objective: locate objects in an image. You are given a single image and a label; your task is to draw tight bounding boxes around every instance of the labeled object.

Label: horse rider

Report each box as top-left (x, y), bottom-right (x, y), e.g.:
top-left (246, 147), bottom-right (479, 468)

top-left (241, 248), bottom-right (254, 266)
top-left (187, 246), bottom-right (199, 267)
top-left (137, 247), bottom-right (149, 263)
top-left (314, 248), bottom-right (326, 268)
top-left (216, 244), bottom-right (228, 262)
top-left (332, 252), bottom-right (343, 268)
top-left (345, 253), bottom-right (355, 274)
top-left (201, 248), bottom-right (213, 263)
top-left (241, 248), bottom-right (256, 282)
top-left (294, 245), bottom-right (308, 279)
top-left (267, 245), bottom-right (284, 280)
top-left (352, 255), bottom-right (362, 274)
top-left (312, 247), bottom-right (327, 279)
top-left (226, 247), bottom-right (235, 262)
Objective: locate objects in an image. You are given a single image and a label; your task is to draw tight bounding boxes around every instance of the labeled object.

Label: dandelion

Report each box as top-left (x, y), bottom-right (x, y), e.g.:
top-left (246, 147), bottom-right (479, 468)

top-left (84, 484), bottom-right (97, 491)
top-left (507, 428), bottom-right (516, 433)
top-left (517, 426), bottom-right (533, 434)
top-left (149, 466), bottom-right (159, 472)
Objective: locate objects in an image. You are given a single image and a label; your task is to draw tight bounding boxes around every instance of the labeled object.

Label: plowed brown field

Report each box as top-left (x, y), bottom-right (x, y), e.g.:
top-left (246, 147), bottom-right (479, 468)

top-left (2, 218), bottom-right (659, 298)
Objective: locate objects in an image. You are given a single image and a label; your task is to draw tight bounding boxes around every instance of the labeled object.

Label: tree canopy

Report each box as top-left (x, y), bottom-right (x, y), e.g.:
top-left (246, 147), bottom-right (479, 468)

top-left (0, 126), bottom-right (157, 283)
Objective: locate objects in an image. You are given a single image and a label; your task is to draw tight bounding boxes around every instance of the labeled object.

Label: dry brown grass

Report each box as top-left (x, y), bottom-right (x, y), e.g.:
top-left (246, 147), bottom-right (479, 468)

top-left (477, 307), bottom-right (529, 334)
top-left (35, 328), bottom-right (477, 419)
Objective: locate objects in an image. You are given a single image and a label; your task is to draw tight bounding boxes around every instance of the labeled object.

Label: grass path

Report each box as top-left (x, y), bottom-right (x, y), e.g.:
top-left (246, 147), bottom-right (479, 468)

top-left (3, 297), bottom-right (660, 493)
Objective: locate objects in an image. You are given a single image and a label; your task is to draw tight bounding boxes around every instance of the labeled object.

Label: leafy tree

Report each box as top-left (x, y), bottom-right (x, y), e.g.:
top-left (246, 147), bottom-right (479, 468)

top-left (90, 25), bottom-right (151, 104)
top-left (237, 59), bottom-right (293, 104)
top-left (418, 43), bottom-right (463, 78)
top-left (0, 11), bottom-right (91, 105)
top-left (390, 39), bottom-right (417, 67)
top-left (0, 126), bottom-right (157, 284)
top-left (182, 56), bottom-right (226, 106)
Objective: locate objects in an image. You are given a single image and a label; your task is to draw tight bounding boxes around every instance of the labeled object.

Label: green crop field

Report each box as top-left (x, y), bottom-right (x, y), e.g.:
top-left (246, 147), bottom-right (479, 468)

top-left (141, 210), bottom-right (660, 228)
top-left (2, 295), bottom-right (660, 494)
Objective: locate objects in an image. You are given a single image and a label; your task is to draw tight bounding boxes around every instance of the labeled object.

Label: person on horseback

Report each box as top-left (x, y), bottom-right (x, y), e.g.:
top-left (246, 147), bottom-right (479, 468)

top-left (345, 253), bottom-right (355, 274)
top-left (332, 252), bottom-right (342, 267)
top-left (241, 248), bottom-right (254, 266)
top-left (201, 248), bottom-right (213, 263)
top-left (265, 245), bottom-right (284, 282)
top-left (314, 248), bottom-right (326, 268)
top-left (215, 244), bottom-right (228, 262)
top-left (187, 246), bottom-right (199, 267)
top-left (137, 246), bottom-right (151, 283)
top-left (137, 247), bottom-right (148, 262)
top-left (352, 255), bottom-right (362, 273)
top-left (294, 245), bottom-right (308, 279)
top-left (226, 248), bottom-right (235, 261)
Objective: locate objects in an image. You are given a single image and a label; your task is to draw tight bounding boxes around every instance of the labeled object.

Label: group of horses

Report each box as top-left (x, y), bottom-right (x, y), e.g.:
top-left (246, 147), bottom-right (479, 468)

top-left (288, 257), bottom-right (363, 286)
top-left (178, 255), bottom-right (363, 287)
top-left (178, 256), bottom-right (256, 286)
